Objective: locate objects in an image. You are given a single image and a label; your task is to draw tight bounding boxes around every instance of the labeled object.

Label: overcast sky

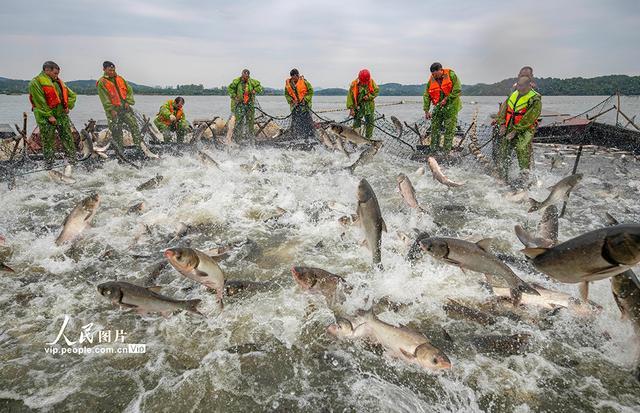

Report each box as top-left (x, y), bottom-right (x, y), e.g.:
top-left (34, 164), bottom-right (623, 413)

top-left (1, 0), bottom-right (638, 88)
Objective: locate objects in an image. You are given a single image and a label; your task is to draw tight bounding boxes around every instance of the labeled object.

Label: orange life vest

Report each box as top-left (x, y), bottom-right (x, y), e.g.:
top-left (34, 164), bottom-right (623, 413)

top-left (159, 100), bottom-right (184, 126)
top-left (504, 89), bottom-right (539, 127)
top-left (29, 74), bottom-right (69, 110)
top-left (98, 76), bottom-right (128, 107)
top-left (285, 77), bottom-right (308, 104)
top-left (350, 79), bottom-right (375, 107)
top-left (427, 69), bottom-right (453, 104)
top-left (242, 82), bottom-right (250, 104)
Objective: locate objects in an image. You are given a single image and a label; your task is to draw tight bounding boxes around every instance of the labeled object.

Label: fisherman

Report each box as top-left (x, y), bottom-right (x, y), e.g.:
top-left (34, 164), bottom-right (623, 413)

top-left (512, 66), bottom-right (537, 90)
top-left (227, 69), bottom-right (263, 141)
top-left (423, 62), bottom-right (462, 154)
top-left (495, 75), bottom-right (542, 186)
top-left (284, 69), bottom-right (314, 138)
top-left (346, 69), bottom-right (379, 140)
top-left (28, 61), bottom-right (77, 168)
top-left (154, 97), bottom-right (189, 143)
top-left (97, 61), bottom-right (144, 154)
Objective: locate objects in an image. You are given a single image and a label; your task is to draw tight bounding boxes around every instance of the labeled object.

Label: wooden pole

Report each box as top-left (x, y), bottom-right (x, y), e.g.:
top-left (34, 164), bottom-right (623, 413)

top-left (560, 144), bottom-right (583, 218)
top-left (616, 108), bottom-right (640, 132)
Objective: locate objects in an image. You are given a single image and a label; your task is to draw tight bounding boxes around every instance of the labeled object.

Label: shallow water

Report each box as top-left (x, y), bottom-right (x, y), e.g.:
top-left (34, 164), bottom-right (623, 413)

top-left (0, 95), bottom-right (640, 412)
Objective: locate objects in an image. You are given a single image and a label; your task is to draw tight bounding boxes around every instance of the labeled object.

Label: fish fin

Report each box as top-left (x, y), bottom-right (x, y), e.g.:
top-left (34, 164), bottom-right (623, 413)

top-left (381, 219), bottom-right (387, 233)
top-left (611, 293), bottom-right (627, 319)
top-left (399, 348), bottom-right (416, 359)
top-left (584, 265), bottom-right (631, 280)
top-left (604, 212), bottom-right (620, 226)
top-left (195, 269), bottom-right (209, 278)
top-left (517, 282), bottom-right (541, 296)
top-left (475, 238), bottom-right (494, 253)
top-left (527, 198), bottom-right (542, 213)
top-left (146, 286), bottom-right (162, 293)
top-left (186, 299), bottom-right (204, 316)
top-left (0, 263), bottom-right (15, 273)
top-left (160, 311), bottom-right (172, 318)
top-left (360, 239), bottom-right (368, 247)
top-left (521, 247), bottom-right (548, 259)
top-left (578, 281), bottom-right (589, 301)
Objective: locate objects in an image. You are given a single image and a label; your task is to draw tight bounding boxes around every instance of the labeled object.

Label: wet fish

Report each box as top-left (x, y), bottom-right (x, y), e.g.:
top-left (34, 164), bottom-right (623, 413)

top-left (97, 281), bottom-right (202, 316)
top-left (139, 140), bottom-right (160, 159)
top-left (127, 201), bottom-right (145, 215)
top-left (79, 129), bottom-right (94, 160)
top-left (522, 224), bottom-right (640, 300)
top-left (427, 156), bottom-right (464, 188)
top-left (225, 114), bottom-right (236, 144)
top-left (329, 123), bottom-right (372, 145)
top-left (356, 179), bottom-right (387, 267)
top-left (346, 140), bottom-right (383, 173)
top-left (136, 175), bottom-right (163, 191)
top-left (55, 193), bottom-right (100, 245)
top-left (488, 283), bottom-right (602, 315)
top-left (443, 299), bottom-right (497, 326)
top-left (291, 266), bottom-right (350, 305)
top-left (164, 247), bottom-right (225, 309)
top-left (470, 333), bottom-right (531, 355)
top-left (419, 237), bottom-right (539, 303)
top-left (538, 205), bottom-right (559, 245)
top-left (224, 280), bottom-right (271, 297)
top-left (333, 135), bottom-right (350, 158)
top-left (514, 225), bottom-right (554, 248)
top-left (197, 150), bottom-right (221, 169)
top-left (327, 309), bottom-right (451, 371)
top-left (390, 116), bottom-right (403, 135)
top-left (48, 169), bottom-right (75, 184)
top-left (317, 128), bottom-right (335, 151)
top-left (611, 270), bottom-right (640, 333)
top-left (397, 173), bottom-right (425, 212)
top-left (528, 173), bottom-right (582, 212)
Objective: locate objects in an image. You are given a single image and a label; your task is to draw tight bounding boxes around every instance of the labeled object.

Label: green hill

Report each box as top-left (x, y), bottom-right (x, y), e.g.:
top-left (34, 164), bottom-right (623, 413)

top-left (2, 75), bottom-right (639, 96)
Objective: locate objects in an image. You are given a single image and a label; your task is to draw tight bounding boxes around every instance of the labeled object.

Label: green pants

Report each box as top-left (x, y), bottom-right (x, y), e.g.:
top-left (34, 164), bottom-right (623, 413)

top-left (353, 110), bottom-right (375, 139)
top-left (154, 119), bottom-right (188, 143)
top-left (108, 109), bottom-right (142, 151)
top-left (38, 113), bottom-right (76, 163)
top-left (498, 129), bottom-right (534, 180)
top-left (430, 106), bottom-right (458, 152)
top-left (233, 104), bottom-right (255, 140)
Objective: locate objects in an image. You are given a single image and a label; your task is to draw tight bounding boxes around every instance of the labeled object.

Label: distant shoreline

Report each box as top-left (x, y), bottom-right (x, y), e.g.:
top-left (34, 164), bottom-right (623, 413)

top-left (2, 74), bottom-right (639, 97)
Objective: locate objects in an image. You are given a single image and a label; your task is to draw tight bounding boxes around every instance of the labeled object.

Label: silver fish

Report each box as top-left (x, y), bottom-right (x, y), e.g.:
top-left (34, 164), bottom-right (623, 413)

top-left (329, 123), bottom-right (372, 145)
top-left (522, 224), bottom-right (640, 301)
top-left (356, 179), bottom-right (386, 267)
top-left (327, 309), bottom-right (451, 371)
top-left (419, 237), bottom-right (539, 303)
top-left (427, 157), bottom-right (464, 188)
top-left (197, 150), bottom-right (221, 169)
top-left (136, 175), bottom-right (163, 191)
top-left (55, 193), bottom-right (100, 245)
top-left (97, 281), bottom-right (202, 316)
top-left (528, 173), bottom-right (582, 212)
top-left (346, 141), bottom-right (383, 174)
top-left (164, 247), bottom-right (225, 309)
top-left (397, 173), bottom-right (425, 212)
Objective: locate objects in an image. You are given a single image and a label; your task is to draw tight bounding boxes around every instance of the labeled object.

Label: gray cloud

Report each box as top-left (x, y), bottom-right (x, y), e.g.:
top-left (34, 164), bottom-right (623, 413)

top-left (0, 0), bottom-right (638, 87)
